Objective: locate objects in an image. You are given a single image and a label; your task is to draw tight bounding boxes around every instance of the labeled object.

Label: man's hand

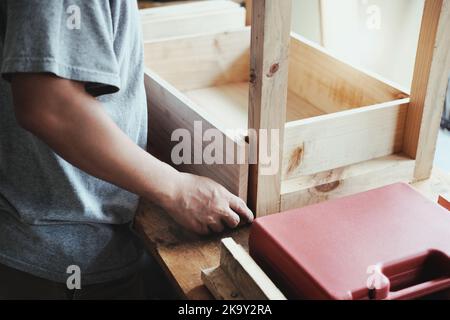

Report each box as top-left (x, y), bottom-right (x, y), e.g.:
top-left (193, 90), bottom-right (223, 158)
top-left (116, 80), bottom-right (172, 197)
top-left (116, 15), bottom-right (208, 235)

top-left (162, 173), bottom-right (254, 235)
top-left (10, 73), bottom-right (253, 235)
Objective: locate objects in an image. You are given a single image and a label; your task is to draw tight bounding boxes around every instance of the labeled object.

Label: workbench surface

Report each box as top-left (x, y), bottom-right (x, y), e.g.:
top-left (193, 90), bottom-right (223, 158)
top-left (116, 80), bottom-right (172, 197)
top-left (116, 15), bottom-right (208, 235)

top-left (134, 168), bottom-right (450, 300)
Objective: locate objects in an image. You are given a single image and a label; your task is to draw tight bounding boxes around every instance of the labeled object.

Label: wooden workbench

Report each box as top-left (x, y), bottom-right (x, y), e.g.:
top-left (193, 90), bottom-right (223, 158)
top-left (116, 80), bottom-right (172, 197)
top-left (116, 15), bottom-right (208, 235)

top-left (134, 168), bottom-right (450, 300)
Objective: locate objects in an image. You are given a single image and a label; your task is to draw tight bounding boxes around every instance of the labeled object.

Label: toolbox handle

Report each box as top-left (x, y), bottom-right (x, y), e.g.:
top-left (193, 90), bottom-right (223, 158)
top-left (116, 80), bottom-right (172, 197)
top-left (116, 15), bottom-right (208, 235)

top-left (381, 250), bottom-right (450, 300)
top-left (387, 278), bottom-right (450, 300)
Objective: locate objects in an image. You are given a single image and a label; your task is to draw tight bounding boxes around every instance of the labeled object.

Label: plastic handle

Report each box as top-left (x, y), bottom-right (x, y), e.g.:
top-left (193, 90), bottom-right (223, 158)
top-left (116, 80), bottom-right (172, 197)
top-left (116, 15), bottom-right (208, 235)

top-left (387, 278), bottom-right (450, 300)
top-left (381, 250), bottom-right (450, 300)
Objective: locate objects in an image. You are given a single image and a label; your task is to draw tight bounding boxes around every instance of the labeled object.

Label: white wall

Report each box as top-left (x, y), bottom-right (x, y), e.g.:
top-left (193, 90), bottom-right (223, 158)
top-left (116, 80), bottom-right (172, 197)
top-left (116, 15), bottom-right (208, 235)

top-left (291, 0), bottom-right (425, 90)
top-left (291, 0), bottom-right (322, 45)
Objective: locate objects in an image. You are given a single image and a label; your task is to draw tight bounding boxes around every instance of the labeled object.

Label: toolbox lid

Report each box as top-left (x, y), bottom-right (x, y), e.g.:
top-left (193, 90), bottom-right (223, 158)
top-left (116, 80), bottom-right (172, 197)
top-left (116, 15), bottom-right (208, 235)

top-left (249, 183), bottom-right (450, 300)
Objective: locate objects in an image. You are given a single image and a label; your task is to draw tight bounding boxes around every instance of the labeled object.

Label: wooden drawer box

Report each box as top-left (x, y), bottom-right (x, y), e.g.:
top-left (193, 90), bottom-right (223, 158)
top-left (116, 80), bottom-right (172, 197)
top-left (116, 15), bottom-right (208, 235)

top-left (143, 27), bottom-right (415, 207)
top-left (139, 1), bottom-right (246, 42)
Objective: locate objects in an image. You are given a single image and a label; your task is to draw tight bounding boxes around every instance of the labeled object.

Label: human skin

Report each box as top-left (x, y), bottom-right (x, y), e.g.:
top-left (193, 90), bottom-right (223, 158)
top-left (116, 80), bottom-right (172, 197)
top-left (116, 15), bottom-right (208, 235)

top-left (10, 73), bottom-right (254, 235)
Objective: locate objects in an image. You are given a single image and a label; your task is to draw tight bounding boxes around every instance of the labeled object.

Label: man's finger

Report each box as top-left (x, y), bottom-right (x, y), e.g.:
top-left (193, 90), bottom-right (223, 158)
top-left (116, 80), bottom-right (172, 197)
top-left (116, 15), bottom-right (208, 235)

top-left (221, 209), bottom-right (241, 229)
top-left (229, 196), bottom-right (254, 223)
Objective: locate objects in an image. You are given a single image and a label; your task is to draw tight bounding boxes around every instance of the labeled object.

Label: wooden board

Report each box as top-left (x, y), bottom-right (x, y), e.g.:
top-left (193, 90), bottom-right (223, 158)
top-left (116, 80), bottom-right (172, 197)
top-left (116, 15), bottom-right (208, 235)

top-left (201, 238), bottom-right (286, 300)
top-left (145, 71), bottom-right (249, 200)
top-left (247, 0), bottom-right (293, 216)
top-left (134, 169), bottom-right (450, 300)
top-left (403, 0), bottom-right (450, 181)
top-left (288, 33), bottom-right (409, 114)
top-left (144, 28), bottom-right (251, 91)
top-left (184, 82), bottom-right (325, 132)
top-left (281, 154), bottom-right (416, 210)
top-left (282, 99), bottom-right (410, 179)
top-left (140, 1), bottom-right (246, 42)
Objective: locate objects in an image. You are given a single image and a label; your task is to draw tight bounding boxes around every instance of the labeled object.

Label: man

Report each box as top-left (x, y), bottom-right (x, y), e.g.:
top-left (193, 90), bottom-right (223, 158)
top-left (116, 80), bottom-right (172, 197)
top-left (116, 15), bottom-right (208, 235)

top-left (0, 0), bottom-right (253, 299)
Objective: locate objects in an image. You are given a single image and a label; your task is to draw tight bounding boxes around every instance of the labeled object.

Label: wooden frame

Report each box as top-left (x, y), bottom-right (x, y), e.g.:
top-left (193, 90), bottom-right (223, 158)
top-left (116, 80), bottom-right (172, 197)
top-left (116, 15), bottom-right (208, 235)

top-left (143, 0), bottom-right (449, 216)
top-left (201, 238), bottom-right (286, 300)
top-left (140, 0), bottom-right (246, 41)
top-left (248, 0), bottom-right (450, 215)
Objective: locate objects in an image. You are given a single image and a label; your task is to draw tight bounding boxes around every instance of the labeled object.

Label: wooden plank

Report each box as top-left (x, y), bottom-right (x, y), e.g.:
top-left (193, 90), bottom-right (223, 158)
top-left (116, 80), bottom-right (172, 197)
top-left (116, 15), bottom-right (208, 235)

top-left (403, 0), bottom-right (450, 180)
top-left (245, 0), bottom-right (252, 25)
top-left (134, 169), bottom-right (450, 300)
top-left (288, 33), bottom-right (409, 114)
top-left (184, 82), bottom-right (325, 133)
top-left (211, 238), bottom-right (286, 300)
top-left (280, 154), bottom-right (416, 210)
top-left (201, 267), bottom-right (243, 300)
top-left (145, 71), bottom-right (249, 200)
top-left (248, 0), bottom-right (292, 216)
top-left (282, 100), bottom-right (409, 179)
top-left (134, 200), bottom-right (251, 300)
top-left (138, 0), bottom-right (198, 10)
top-left (140, 4), bottom-right (246, 42)
top-left (144, 28), bottom-right (251, 91)
top-left (140, 1), bottom-right (241, 19)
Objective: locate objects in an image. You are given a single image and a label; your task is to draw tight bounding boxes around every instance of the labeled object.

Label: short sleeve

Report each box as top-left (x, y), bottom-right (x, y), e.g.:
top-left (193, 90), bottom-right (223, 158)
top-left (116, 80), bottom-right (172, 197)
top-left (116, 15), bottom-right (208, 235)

top-left (1, 0), bottom-right (121, 96)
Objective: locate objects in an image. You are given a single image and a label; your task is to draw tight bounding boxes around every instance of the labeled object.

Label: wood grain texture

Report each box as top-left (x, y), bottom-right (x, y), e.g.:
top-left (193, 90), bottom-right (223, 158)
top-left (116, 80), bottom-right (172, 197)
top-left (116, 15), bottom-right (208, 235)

top-left (145, 71), bottom-right (249, 200)
top-left (138, 0), bottom-right (198, 10)
top-left (134, 170), bottom-right (450, 300)
top-left (280, 154), bottom-right (416, 210)
top-left (248, 0), bottom-right (293, 216)
top-left (245, 0), bottom-right (252, 25)
top-left (144, 28), bottom-right (251, 91)
top-left (184, 82), bottom-right (325, 132)
top-left (201, 267), bottom-right (243, 300)
top-left (403, 0), bottom-right (450, 180)
top-left (288, 33), bottom-right (409, 114)
top-left (134, 201), bottom-right (251, 300)
top-left (202, 238), bottom-right (286, 300)
top-left (282, 100), bottom-right (409, 179)
top-left (140, 1), bottom-right (241, 18)
top-left (141, 8), bottom-right (246, 42)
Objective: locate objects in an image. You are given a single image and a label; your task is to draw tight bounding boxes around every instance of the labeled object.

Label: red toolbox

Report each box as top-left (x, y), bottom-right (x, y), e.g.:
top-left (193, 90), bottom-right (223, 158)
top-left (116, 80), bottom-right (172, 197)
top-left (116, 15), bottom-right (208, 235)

top-left (249, 183), bottom-right (450, 300)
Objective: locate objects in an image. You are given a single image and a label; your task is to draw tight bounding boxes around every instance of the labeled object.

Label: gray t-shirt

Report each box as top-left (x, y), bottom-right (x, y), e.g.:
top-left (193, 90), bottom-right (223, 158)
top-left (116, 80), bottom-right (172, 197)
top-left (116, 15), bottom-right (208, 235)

top-left (0, 0), bottom-right (148, 284)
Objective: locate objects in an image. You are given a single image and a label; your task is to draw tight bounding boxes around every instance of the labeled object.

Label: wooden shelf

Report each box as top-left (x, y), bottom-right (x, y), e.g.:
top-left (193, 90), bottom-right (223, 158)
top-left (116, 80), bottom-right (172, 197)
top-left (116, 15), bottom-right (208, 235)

top-left (185, 82), bottom-right (326, 131)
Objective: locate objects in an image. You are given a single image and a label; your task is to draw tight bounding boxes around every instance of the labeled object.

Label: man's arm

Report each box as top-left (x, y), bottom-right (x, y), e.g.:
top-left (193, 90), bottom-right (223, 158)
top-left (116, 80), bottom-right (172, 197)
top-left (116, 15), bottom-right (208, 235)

top-left (11, 73), bottom-right (253, 234)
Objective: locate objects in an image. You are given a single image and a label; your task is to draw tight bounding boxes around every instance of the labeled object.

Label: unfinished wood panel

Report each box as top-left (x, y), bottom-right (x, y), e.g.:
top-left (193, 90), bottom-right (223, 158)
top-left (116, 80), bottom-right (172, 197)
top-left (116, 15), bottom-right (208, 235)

top-left (281, 154), bottom-right (416, 210)
top-left (140, 1), bottom-right (241, 19)
top-left (140, 2), bottom-right (246, 42)
top-left (144, 28), bottom-right (251, 91)
top-left (404, 0), bottom-right (450, 180)
top-left (202, 238), bottom-right (286, 300)
top-left (288, 33), bottom-right (409, 114)
top-left (145, 71), bottom-right (249, 200)
top-left (184, 82), bottom-right (325, 132)
top-left (138, 0), bottom-right (198, 10)
top-left (282, 99), bottom-right (410, 179)
top-left (201, 267), bottom-right (243, 300)
top-left (245, 0), bottom-right (252, 25)
top-left (248, 0), bottom-right (292, 216)
top-left (134, 199), bottom-right (252, 300)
